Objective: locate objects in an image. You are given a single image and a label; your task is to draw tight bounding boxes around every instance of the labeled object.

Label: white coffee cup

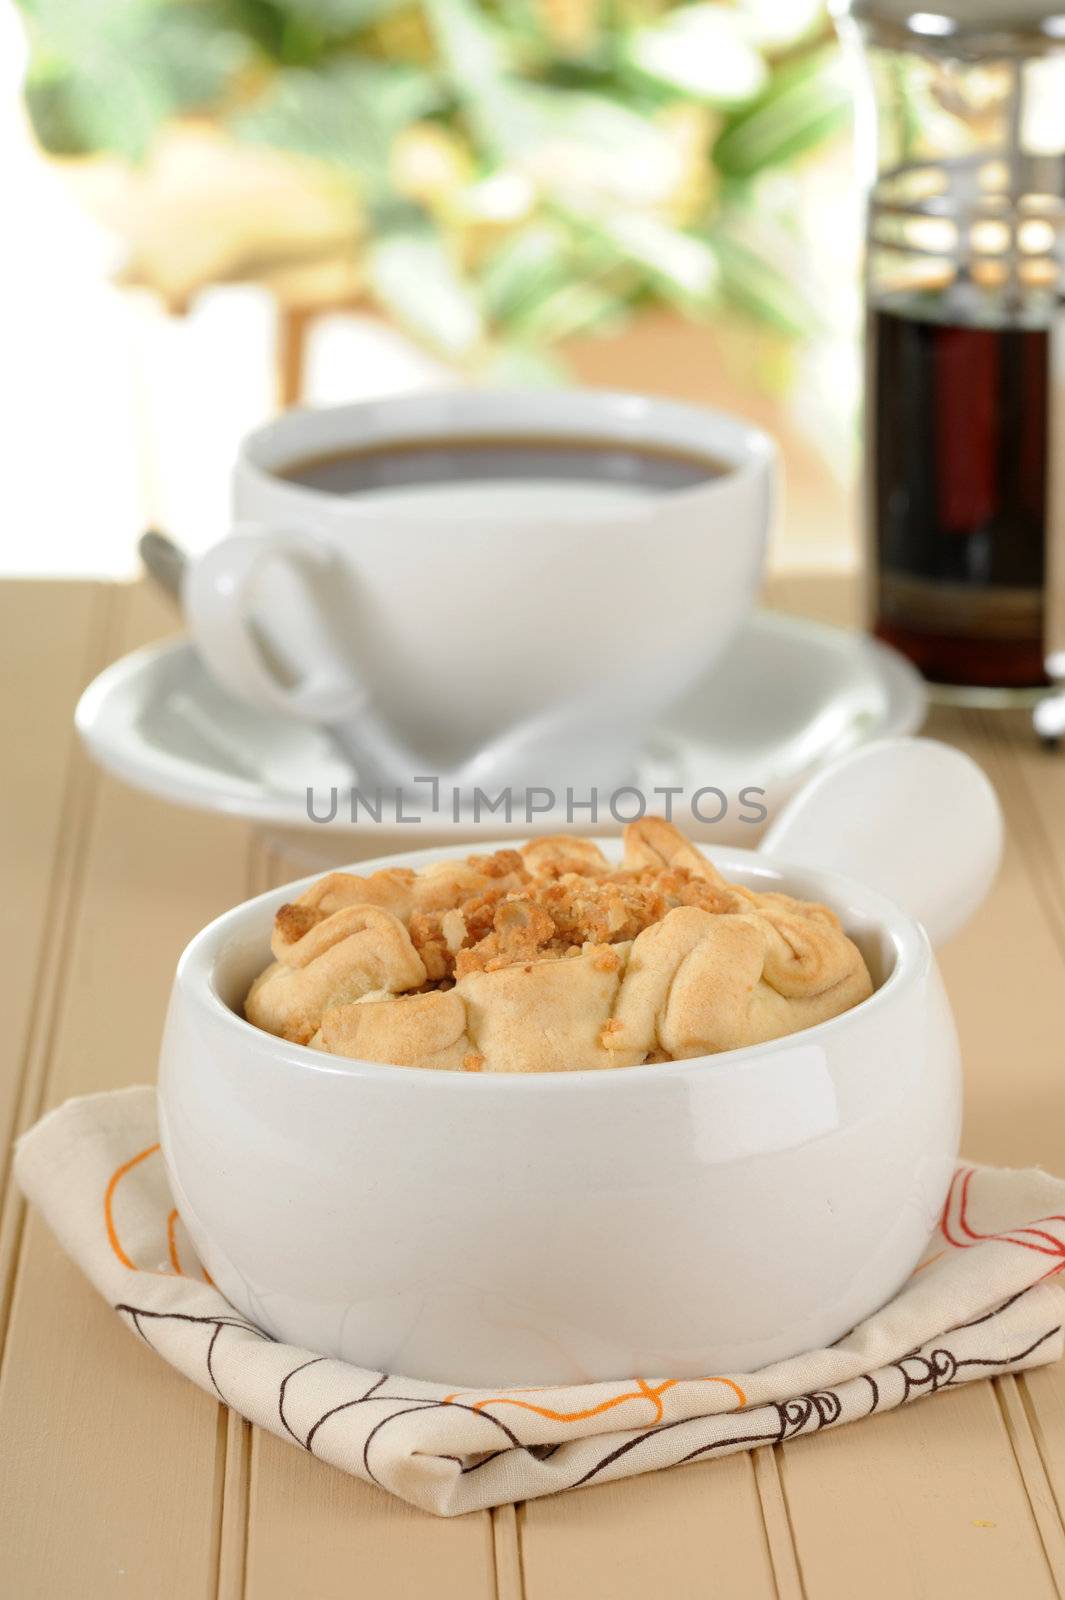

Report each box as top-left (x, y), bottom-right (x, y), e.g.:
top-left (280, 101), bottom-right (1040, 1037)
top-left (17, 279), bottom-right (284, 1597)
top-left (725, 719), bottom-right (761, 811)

top-left (184, 389), bottom-right (775, 792)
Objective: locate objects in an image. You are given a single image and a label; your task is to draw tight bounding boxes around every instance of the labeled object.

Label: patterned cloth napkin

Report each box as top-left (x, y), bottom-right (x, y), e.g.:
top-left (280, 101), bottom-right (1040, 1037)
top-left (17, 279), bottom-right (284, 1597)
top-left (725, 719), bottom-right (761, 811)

top-left (16, 1086), bottom-right (1065, 1518)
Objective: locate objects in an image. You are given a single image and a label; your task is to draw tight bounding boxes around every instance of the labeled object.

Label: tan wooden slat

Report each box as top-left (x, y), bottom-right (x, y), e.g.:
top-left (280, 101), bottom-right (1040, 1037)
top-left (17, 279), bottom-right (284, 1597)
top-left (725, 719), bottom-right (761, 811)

top-left (0, 579), bottom-right (114, 1353)
top-left (41, 589), bottom-right (254, 1110)
top-left (520, 1455), bottom-right (779, 1600)
top-left (259, 827), bottom-right (431, 886)
top-left (244, 1430), bottom-right (498, 1600)
top-left (924, 708), bottom-right (1065, 1171)
top-left (763, 572), bottom-right (861, 632)
top-left (781, 1383), bottom-right (1059, 1600)
top-left (0, 579), bottom-right (108, 1166)
top-left (996, 1375), bottom-right (1065, 1590)
top-left (1, 1214), bottom-right (224, 1600)
top-left (1024, 1364), bottom-right (1065, 1546)
top-left (753, 1449), bottom-right (805, 1600)
top-left (0, 580), bottom-right (253, 1600)
top-left (217, 1413), bottom-right (254, 1600)
top-left (493, 1504), bottom-right (525, 1600)
top-left (981, 706), bottom-right (1065, 952)
top-left (982, 702), bottom-right (1065, 1552)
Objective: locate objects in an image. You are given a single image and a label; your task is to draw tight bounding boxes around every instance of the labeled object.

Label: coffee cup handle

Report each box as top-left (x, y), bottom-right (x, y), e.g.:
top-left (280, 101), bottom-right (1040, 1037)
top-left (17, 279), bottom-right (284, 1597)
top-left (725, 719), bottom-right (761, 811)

top-left (183, 526), bottom-right (367, 722)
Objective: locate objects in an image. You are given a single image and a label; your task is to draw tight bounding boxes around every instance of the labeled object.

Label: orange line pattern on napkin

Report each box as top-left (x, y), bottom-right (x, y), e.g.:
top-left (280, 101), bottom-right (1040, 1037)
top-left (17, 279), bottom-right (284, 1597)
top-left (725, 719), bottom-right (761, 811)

top-left (104, 1142), bottom-right (160, 1270)
top-left (49, 1091), bottom-right (1059, 1518)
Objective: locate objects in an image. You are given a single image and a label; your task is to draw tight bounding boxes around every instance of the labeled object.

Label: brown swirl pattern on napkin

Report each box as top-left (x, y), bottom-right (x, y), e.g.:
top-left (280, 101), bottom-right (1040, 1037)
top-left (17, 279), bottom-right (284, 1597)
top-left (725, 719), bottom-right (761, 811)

top-left (15, 1088), bottom-right (1065, 1515)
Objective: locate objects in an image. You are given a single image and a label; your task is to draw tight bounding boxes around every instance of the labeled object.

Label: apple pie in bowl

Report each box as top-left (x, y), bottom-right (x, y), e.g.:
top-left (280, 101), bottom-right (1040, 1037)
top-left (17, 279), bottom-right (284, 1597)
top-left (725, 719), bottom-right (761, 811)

top-left (244, 820), bottom-right (874, 1072)
top-left (159, 827), bottom-right (960, 1388)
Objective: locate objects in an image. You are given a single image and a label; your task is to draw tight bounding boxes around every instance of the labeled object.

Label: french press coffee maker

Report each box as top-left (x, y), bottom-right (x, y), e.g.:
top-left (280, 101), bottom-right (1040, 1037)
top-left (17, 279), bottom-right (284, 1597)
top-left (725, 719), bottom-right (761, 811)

top-left (836, 0), bottom-right (1065, 703)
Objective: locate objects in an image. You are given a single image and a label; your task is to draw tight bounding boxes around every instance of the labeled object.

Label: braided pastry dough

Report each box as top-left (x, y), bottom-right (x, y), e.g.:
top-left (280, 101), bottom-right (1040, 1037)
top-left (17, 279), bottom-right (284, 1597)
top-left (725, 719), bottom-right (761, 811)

top-left (245, 822), bottom-right (873, 1070)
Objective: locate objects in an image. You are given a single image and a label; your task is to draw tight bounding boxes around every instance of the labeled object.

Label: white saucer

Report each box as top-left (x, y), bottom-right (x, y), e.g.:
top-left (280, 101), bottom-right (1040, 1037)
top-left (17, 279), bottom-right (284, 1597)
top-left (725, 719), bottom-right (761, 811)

top-left (75, 611), bottom-right (926, 844)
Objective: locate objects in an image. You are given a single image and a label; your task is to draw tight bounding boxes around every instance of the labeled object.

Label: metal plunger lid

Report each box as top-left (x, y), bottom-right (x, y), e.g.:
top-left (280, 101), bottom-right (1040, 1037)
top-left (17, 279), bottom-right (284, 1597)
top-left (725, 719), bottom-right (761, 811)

top-left (835, 0), bottom-right (1065, 55)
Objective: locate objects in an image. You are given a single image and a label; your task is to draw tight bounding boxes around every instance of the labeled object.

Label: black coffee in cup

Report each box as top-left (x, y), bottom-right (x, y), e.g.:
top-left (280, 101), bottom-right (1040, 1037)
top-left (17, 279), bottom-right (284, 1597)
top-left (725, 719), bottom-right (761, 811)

top-left (278, 435), bottom-right (724, 499)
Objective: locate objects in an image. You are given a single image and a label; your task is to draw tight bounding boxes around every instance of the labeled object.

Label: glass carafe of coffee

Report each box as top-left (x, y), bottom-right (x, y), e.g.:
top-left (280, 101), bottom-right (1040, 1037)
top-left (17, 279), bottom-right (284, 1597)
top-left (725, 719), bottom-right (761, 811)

top-left (836, 0), bottom-right (1065, 696)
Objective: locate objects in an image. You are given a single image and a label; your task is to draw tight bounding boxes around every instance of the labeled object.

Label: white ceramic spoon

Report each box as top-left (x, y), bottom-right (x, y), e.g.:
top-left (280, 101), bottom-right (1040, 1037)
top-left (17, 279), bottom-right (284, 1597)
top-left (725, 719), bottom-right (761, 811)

top-left (760, 736), bottom-right (1003, 947)
top-left (144, 532), bottom-right (637, 792)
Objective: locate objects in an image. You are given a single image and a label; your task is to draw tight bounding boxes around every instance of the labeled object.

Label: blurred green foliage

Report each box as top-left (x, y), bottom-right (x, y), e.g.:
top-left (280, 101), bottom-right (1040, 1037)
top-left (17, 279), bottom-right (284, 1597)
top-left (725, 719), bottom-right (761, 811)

top-left (15, 0), bottom-right (849, 370)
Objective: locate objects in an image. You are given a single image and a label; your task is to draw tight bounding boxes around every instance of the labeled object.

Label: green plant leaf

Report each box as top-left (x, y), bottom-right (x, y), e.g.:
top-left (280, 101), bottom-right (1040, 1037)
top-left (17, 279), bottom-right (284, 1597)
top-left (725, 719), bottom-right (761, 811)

top-left (264, 0), bottom-right (410, 34)
top-left (478, 220), bottom-right (637, 344)
top-left (23, 69), bottom-right (159, 159)
top-left (503, 274), bottom-right (632, 343)
top-left (476, 342), bottom-right (569, 384)
top-left (367, 228), bottom-right (485, 357)
top-left (588, 212), bottom-right (719, 306)
top-left (137, 8), bottom-right (253, 106)
top-left (423, 0), bottom-right (517, 149)
top-left (709, 213), bottom-right (821, 337)
top-left (713, 45), bottom-right (850, 177)
top-left (231, 59), bottom-right (442, 191)
top-left (501, 85), bottom-right (688, 207)
top-left (733, 0), bottom-right (824, 52)
top-left (22, 6), bottom-right (250, 159)
top-left (479, 222), bottom-right (574, 321)
top-left (624, 4), bottom-right (768, 107)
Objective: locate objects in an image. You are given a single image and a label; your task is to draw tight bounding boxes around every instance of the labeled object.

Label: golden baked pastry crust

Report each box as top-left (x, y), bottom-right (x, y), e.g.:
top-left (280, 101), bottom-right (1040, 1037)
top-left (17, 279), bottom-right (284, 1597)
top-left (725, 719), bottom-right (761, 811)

top-left (244, 822), bottom-right (873, 1070)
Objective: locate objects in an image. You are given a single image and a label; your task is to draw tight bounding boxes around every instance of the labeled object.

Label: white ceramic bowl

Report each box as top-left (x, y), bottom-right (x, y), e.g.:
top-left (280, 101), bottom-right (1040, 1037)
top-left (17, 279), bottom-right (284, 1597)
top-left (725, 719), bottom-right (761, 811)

top-left (158, 840), bottom-right (961, 1387)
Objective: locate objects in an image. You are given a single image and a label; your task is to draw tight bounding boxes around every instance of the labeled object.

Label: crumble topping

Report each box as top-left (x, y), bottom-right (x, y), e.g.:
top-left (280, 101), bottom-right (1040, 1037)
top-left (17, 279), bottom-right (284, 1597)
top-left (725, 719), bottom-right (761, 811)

top-left (410, 863), bottom-right (736, 979)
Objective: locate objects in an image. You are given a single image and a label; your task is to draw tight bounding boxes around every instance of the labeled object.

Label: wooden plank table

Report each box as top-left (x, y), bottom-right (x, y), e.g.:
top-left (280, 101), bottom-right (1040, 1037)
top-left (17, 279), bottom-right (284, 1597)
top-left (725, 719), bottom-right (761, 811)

top-left (2, 574), bottom-right (1065, 1599)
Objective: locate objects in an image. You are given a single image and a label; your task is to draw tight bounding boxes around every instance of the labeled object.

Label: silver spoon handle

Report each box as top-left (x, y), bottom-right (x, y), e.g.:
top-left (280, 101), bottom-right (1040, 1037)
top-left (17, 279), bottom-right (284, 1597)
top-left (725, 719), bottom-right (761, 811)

top-left (139, 529), bottom-right (186, 603)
